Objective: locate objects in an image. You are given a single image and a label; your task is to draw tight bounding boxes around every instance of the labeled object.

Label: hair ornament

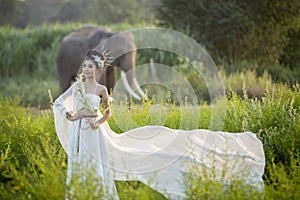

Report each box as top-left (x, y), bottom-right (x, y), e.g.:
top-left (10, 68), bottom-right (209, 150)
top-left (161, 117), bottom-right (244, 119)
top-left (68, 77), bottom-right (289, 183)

top-left (91, 55), bottom-right (105, 67)
top-left (87, 46), bottom-right (114, 68)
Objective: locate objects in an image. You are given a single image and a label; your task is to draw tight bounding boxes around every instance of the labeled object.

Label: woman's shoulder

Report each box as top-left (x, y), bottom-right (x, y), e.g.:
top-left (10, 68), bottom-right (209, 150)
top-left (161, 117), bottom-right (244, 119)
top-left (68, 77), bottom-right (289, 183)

top-left (72, 80), bottom-right (80, 87)
top-left (96, 83), bottom-right (108, 96)
top-left (71, 80), bottom-right (81, 91)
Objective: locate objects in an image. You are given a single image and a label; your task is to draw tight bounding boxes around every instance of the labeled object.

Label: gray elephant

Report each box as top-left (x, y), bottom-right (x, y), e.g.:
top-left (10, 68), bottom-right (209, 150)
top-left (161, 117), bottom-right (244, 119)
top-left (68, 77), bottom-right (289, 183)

top-left (56, 25), bottom-right (146, 100)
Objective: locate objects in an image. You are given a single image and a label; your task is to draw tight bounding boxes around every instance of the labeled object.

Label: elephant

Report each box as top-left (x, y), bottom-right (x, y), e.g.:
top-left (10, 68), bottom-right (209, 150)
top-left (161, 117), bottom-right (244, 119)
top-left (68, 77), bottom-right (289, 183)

top-left (56, 25), bottom-right (147, 100)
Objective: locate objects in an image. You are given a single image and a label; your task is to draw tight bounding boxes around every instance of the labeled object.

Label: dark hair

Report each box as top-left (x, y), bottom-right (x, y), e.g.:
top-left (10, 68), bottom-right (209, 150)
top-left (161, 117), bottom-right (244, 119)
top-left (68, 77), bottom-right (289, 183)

top-left (85, 49), bottom-right (107, 68)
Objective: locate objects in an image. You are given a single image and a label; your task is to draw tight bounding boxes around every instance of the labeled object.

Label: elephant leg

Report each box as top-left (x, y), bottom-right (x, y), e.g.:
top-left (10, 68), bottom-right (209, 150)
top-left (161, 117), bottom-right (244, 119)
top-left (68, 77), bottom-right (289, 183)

top-left (97, 67), bottom-right (115, 94)
top-left (106, 66), bottom-right (116, 95)
top-left (98, 68), bottom-right (107, 86)
top-left (60, 76), bottom-right (73, 93)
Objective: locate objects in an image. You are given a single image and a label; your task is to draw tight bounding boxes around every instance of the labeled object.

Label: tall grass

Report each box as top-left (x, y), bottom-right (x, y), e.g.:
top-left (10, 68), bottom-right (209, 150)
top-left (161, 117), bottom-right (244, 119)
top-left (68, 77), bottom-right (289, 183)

top-left (0, 22), bottom-right (299, 199)
top-left (0, 23), bottom-right (81, 78)
top-left (0, 97), bottom-right (66, 199)
top-left (1, 22), bottom-right (295, 108)
top-left (0, 83), bottom-right (299, 199)
top-left (184, 84), bottom-right (300, 199)
top-left (0, 22), bottom-right (160, 79)
top-left (0, 77), bottom-right (60, 107)
top-left (0, 61), bottom-right (276, 107)
top-left (0, 97), bottom-right (167, 199)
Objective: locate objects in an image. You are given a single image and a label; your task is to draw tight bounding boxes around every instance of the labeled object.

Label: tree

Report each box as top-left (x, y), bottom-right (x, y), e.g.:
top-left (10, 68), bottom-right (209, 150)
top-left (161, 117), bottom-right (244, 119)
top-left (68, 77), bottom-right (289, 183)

top-left (86, 0), bottom-right (156, 25)
top-left (240, 0), bottom-right (300, 65)
top-left (156, 0), bottom-right (300, 66)
top-left (156, 0), bottom-right (252, 63)
top-left (0, 0), bottom-right (20, 26)
top-left (49, 1), bottom-right (81, 23)
top-left (14, 0), bottom-right (157, 27)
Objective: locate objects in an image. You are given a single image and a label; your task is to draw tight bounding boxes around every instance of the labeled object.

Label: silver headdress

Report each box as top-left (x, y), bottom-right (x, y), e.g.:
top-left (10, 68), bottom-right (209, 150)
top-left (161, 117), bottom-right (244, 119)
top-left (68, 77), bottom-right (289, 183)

top-left (91, 55), bottom-right (105, 67)
top-left (88, 46), bottom-right (113, 68)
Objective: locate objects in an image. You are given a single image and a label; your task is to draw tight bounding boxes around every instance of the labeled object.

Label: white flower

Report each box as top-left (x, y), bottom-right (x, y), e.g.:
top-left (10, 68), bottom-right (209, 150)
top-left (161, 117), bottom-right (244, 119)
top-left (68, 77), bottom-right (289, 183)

top-left (91, 55), bottom-right (105, 67)
top-left (108, 97), bottom-right (114, 103)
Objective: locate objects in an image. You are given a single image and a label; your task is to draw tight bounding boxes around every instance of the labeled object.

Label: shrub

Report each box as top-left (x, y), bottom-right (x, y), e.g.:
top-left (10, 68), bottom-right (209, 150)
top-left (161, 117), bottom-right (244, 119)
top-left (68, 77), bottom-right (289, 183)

top-left (0, 84), bottom-right (300, 199)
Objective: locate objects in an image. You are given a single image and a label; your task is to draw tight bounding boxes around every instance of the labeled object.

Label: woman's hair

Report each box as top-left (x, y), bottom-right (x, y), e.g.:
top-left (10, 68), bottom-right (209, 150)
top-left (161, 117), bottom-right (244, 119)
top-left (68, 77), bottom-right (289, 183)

top-left (85, 49), bottom-right (107, 69)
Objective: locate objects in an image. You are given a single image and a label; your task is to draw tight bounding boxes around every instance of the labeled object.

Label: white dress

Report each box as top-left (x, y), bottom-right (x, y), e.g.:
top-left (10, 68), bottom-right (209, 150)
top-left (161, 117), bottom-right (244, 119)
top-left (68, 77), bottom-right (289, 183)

top-left (53, 81), bottom-right (265, 199)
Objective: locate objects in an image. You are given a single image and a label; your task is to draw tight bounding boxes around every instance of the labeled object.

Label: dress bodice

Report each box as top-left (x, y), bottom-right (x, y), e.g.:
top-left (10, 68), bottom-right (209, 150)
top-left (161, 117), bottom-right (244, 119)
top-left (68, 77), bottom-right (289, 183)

top-left (84, 93), bottom-right (101, 110)
top-left (72, 82), bottom-right (101, 111)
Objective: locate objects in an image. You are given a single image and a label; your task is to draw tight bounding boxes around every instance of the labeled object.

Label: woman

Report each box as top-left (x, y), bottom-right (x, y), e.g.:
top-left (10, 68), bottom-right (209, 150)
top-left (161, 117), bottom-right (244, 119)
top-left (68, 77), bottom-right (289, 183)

top-left (53, 50), bottom-right (265, 199)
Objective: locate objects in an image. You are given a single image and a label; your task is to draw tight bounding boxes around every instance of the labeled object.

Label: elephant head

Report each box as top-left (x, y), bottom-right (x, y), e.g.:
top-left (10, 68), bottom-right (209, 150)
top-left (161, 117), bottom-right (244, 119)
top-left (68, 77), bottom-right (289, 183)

top-left (56, 25), bottom-right (146, 100)
top-left (94, 31), bottom-right (147, 100)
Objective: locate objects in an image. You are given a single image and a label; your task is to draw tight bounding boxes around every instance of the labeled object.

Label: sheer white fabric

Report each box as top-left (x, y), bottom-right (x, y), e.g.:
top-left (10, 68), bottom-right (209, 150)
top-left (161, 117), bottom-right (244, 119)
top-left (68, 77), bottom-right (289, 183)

top-left (53, 81), bottom-right (265, 199)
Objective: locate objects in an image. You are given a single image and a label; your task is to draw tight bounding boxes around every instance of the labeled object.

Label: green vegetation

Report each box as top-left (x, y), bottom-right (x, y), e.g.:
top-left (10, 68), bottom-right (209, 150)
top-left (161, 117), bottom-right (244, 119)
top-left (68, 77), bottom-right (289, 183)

top-left (156, 0), bottom-right (300, 68)
top-left (0, 0), bottom-right (157, 27)
top-left (0, 77), bottom-right (59, 107)
top-left (0, 0), bottom-right (299, 198)
top-left (0, 84), bottom-right (299, 199)
top-left (1, 23), bottom-right (298, 106)
top-left (0, 22), bottom-right (153, 79)
top-left (0, 13), bottom-right (299, 199)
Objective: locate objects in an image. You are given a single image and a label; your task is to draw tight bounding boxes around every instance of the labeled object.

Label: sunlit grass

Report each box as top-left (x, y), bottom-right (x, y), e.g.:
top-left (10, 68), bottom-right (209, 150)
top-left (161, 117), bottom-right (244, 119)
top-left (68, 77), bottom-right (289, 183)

top-left (0, 77), bottom-right (60, 107)
top-left (0, 84), bottom-right (299, 199)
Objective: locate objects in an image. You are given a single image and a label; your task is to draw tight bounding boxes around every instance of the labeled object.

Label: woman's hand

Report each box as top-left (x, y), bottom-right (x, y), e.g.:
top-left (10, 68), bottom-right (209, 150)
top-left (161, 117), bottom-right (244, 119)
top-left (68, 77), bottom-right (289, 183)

top-left (85, 118), bottom-right (100, 130)
top-left (66, 112), bottom-right (81, 121)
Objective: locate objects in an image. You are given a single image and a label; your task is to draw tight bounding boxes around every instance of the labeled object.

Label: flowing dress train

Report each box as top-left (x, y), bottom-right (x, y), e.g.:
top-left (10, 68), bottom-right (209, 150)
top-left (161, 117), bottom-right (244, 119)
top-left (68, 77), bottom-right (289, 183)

top-left (53, 81), bottom-right (265, 199)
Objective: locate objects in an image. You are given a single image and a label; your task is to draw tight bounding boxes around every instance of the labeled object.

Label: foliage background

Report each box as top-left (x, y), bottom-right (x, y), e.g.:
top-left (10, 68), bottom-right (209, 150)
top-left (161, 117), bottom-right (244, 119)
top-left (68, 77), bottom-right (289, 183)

top-left (0, 85), bottom-right (299, 199)
top-left (156, 0), bottom-right (300, 68)
top-left (0, 0), bottom-right (299, 106)
top-left (0, 0), bottom-right (300, 199)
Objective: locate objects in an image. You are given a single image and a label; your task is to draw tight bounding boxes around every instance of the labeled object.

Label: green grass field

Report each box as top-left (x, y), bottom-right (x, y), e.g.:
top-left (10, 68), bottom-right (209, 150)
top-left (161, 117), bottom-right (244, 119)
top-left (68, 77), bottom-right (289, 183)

top-left (0, 84), bottom-right (299, 199)
top-left (0, 22), bottom-right (299, 199)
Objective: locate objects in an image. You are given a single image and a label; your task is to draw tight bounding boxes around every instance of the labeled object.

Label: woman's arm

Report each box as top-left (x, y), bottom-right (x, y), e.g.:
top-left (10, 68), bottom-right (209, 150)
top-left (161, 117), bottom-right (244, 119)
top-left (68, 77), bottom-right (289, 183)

top-left (52, 83), bottom-right (76, 152)
top-left (90, 86), bottom-right (111, 129)
top-left (53, 84), bottom-right (74, 118)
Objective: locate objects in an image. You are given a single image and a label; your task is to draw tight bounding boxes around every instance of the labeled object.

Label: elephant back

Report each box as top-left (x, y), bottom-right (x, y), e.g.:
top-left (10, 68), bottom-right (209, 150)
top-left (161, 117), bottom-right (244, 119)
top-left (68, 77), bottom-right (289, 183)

top-left (94, 31), bottom-right (136, 60)
top-left (57, 25), bottom-right (113, 67)
top-left (62, 26), bottom-right (111, 47)
top-left (64, 25), bottom-right (110, 39)
top-left (88, 28), bottom-right (113, 49)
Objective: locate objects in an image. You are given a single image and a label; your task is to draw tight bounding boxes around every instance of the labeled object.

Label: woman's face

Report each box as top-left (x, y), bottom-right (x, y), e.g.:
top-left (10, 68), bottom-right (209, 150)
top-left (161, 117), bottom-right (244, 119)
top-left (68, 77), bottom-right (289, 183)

top-left (82, 59), bottom-right (98, 78)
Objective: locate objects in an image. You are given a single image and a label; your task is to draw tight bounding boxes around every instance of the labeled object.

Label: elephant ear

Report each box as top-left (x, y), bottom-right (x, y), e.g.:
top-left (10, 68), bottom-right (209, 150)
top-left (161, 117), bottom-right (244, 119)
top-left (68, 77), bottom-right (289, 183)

top-left (88, 28), bottom-right (113, 49)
